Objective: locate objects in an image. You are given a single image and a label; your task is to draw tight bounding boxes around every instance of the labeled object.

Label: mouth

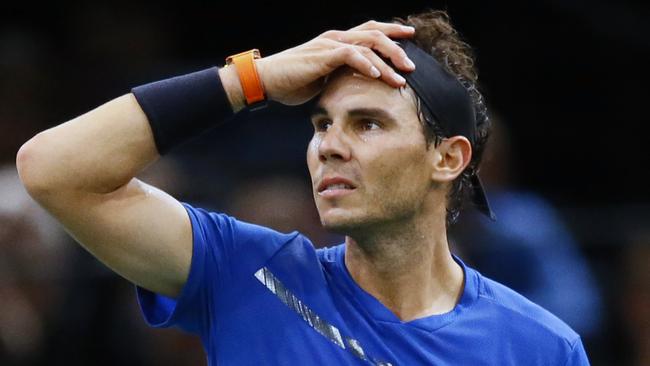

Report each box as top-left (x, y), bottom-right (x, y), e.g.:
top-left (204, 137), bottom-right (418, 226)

top-left (317, 177), bottom-right (357, 198)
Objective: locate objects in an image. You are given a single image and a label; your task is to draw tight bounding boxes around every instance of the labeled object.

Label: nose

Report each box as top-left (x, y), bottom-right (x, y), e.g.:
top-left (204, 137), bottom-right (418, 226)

top-left (318, 124), bottom-right (352, 163)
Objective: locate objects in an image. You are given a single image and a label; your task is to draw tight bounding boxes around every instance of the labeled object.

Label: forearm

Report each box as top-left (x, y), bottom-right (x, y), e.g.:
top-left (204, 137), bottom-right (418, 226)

top-left (17, 93), bottom-right (158, 197)
top-left (18, 67), bottom-right (241, 199)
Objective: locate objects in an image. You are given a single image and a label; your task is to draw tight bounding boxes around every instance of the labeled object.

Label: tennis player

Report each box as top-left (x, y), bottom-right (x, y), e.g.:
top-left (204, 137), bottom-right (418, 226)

top-left (17, 10), bottom-right (589, 365)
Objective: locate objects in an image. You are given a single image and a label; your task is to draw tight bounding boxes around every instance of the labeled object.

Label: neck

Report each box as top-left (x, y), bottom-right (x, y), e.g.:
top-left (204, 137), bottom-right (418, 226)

top-left (343, 211), bottom-right (464, 322)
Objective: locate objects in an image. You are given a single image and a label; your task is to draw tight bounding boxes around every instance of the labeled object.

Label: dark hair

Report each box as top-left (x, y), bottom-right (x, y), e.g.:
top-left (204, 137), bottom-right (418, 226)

top-left (393, 10), bottom-right (491, 226)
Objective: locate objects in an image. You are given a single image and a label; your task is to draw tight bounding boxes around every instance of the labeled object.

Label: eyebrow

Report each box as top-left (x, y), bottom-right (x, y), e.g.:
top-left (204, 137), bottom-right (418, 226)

top-left (310, 106), bottom-right (397, 124)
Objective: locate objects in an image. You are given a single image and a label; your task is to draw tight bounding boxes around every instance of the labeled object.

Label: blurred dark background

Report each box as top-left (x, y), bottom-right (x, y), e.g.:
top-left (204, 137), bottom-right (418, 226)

top-left (1, 1), bottom-right (648, 365)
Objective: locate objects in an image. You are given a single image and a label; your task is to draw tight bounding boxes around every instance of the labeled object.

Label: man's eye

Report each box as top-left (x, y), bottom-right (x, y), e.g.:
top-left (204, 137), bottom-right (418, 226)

top-left (360, 119), bottom-right (381, 131)
top-left (313, 120), bottom-right (332, 131)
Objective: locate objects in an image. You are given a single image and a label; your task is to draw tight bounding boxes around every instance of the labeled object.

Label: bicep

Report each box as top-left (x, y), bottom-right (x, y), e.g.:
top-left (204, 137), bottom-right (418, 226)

top-left (48, 178), bottom-right (192, 298)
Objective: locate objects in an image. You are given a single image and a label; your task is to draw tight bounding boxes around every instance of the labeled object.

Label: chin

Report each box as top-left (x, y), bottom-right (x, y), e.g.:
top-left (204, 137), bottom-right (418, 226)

top-left (319, 210), bottom-right (353, 232)
top-left (319, 209), bottom-right (373, 236)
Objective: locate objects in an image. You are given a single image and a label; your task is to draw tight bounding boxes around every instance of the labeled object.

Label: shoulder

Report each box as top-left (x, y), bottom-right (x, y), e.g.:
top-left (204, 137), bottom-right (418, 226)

top-left (473, 267), bottom-right (580, 345)
top-left (180, 202), bottom-right (305, 276)
top-left (462, 266), bottom-right (588, 363)
top-left (182, 202), bottom-right (298, 239)
top-left (181, 202), bottom-right (300, 248)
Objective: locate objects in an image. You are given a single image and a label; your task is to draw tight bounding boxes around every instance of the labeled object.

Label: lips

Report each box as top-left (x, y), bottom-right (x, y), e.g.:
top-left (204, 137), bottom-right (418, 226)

top-left (317, 176), bottom-right (357, 193)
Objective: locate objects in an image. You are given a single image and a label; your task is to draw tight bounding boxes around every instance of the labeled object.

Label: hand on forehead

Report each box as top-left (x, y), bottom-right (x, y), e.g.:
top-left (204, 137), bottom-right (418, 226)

top-left (317, 66), bottom-right (419, 119)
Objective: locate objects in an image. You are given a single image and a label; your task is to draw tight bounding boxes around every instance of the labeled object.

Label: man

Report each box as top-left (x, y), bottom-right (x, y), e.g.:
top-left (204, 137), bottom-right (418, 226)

top-left (16, 10), bottom-right (589, 365)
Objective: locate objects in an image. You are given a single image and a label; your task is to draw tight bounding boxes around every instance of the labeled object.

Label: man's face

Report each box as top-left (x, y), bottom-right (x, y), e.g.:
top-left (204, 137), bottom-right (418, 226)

top-left (306, 68), bottom-right (436, 234)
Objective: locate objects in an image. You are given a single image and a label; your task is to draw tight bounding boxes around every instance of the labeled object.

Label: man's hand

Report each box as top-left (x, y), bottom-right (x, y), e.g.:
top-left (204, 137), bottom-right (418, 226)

top-left (221, 20), bottom-right (416, 109)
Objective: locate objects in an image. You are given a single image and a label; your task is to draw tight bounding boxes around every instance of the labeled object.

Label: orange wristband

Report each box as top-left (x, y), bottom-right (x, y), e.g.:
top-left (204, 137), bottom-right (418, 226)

top-left (225, 49), bottom-right (266, 107)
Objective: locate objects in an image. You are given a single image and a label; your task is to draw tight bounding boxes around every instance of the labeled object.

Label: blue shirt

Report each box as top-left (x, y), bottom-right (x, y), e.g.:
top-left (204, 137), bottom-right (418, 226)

top-left (136, 203), bottom-right (590, 365)
top-left (455, 190), bottom-right (602, 337)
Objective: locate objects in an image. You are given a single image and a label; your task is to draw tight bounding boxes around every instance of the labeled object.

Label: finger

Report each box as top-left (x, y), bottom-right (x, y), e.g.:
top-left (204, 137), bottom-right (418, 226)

top-left (349, 20), bottom-right (415, 38)
top-left (322, 29), bottom-right (415, 71)
top-left (329, 44), bottom-right (406, 88)
top-left (328, 44), bottom-right (383, 80)
top-left (355, 46), bottom-right (407, 87)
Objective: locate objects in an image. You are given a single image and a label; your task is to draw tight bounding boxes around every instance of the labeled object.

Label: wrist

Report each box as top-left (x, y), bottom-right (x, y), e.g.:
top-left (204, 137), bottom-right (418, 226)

top-left (218, 66), bottom-right (246, 113)
top-left (223, 49), bottom-right (268, 111)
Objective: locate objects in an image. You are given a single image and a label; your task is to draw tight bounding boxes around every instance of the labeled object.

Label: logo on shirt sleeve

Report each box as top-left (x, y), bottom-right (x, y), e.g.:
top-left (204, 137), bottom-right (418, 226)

top-left (255, 267), bottom-right (394, 366)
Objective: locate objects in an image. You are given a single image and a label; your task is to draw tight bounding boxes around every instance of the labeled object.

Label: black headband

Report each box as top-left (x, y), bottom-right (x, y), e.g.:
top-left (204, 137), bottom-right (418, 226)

top-left (397, 40), bottom-right (496, 221)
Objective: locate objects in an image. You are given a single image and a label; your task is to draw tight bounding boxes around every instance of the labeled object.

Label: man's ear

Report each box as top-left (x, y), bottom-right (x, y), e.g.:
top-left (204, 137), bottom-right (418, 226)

top-left (430, 136), bottom-right (472, 183)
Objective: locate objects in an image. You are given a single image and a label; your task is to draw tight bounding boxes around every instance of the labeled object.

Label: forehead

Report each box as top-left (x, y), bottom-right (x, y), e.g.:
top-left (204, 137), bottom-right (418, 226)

top-left (315, 68), bottom-right (418, 120)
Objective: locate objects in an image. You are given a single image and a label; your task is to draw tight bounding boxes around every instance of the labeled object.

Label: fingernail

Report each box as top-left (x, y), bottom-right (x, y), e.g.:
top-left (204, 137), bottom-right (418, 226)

top-left (370, 66), bottom-right (381, 78)
top-left (401, 25), bottom-right (415, 32)
top-left (404, 57), bottom-right (415, 69)
top-left (393, 73), bottom-right (406, 85)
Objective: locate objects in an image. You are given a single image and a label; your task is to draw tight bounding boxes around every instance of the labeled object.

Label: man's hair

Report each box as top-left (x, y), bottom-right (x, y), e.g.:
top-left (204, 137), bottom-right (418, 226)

top-left (393, 10), bottom-right (491, 226)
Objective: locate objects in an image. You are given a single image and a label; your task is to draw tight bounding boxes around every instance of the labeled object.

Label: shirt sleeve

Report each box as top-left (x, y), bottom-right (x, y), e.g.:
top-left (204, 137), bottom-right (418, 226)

top-left (135, 202), bottom-right (298, 335)
top-left (563, 338), bottom-right (590, 366)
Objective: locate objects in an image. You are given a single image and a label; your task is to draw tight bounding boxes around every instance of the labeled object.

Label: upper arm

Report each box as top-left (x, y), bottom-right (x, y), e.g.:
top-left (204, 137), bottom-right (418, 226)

top-left (46, 177), bottom-right (192, 298)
